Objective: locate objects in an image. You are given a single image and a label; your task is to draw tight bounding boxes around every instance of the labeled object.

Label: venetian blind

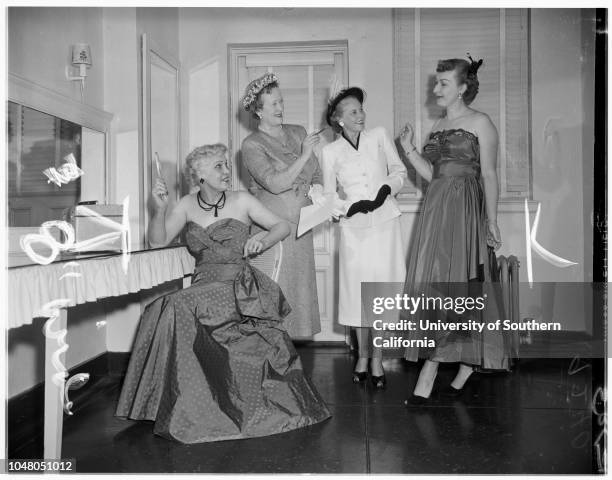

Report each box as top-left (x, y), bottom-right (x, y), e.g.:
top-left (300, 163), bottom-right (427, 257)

top-left (393, 8), bottom-right (530, 198)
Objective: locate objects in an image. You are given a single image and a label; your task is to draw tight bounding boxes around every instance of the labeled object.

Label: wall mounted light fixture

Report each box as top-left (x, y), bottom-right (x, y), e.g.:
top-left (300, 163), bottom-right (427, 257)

top-left (66, 43), bottom-right (92, 93)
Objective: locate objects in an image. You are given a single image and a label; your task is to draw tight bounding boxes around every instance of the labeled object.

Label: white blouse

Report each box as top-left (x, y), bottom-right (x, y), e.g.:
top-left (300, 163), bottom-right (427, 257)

top-left (321, 126), bottom-right (407, 228)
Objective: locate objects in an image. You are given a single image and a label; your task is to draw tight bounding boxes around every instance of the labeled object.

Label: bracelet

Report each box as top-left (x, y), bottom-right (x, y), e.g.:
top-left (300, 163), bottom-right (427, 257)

top-left (407, 145), bottom-right (417, 155)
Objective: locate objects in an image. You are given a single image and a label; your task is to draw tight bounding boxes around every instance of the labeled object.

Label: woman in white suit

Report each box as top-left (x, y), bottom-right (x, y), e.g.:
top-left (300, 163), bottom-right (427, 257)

top-left (313, 87), bottom-right (407, 389)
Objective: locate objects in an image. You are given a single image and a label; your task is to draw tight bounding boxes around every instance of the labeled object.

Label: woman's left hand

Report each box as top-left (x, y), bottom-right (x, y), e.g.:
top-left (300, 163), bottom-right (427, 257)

top-left (487, 221), bottom-right (502, 250)
top-left (243, 236), bottom-right (266, 257)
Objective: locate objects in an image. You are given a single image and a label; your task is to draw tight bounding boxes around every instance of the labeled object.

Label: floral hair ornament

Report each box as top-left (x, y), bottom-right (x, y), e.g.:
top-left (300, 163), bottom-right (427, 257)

top-left (242, 72), bottom-right (279, 111)
top-left (466, 53), bottom-right (483, 76)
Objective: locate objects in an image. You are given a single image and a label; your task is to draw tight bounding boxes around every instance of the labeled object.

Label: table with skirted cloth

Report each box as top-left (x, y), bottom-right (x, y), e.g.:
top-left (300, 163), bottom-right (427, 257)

top-left (8, 246), bottom-right (195, 458)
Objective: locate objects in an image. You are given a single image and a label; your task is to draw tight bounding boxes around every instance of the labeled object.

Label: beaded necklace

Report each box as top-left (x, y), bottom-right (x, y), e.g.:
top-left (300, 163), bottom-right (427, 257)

top-left (197, 191), bottom-right (226, 217)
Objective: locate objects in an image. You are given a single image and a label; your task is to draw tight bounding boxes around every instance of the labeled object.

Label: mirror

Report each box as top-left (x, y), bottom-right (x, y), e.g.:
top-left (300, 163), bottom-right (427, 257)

top-left (6, 102), bottom-right (108, 226)
top-left (7, 73), bottom-right (112, 255)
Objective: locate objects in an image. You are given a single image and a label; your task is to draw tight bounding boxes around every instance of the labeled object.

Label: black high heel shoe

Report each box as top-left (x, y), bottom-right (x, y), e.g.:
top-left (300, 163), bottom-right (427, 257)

top-left (439, 374), bottom-right (477, 397)
top-left (371, 374), bottom-right (387, 390)
top-left (440, 385), bottom-right (465, 398)
top-left (439, 385), bottom-right (464, 397)
top-left (352, 371), bottom-right (368, 383)
top-left (404, 394), bottom-right (430, 406)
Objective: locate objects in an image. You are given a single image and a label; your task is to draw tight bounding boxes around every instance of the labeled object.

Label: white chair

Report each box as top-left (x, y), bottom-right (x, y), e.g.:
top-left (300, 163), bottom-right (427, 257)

top-left (248, 230), bottom-right (283, 282)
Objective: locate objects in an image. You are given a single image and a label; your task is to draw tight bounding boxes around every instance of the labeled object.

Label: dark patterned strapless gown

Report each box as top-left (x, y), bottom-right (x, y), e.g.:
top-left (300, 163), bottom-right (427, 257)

top-left (403, 129), bottom-right (511, 370)
top-left (115, 218), bottom-right (331, 443)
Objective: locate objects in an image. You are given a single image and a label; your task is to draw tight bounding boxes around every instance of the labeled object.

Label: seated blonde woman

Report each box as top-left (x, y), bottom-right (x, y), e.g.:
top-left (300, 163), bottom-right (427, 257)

top-left (116, 144), bottom-right (331, 443)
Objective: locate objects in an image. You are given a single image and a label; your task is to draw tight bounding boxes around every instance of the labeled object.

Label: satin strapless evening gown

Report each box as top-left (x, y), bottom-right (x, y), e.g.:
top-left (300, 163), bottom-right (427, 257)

top-left (116, 218), bottom-right (331, 443)
top-left (403, 129), bottom-right (510, 370)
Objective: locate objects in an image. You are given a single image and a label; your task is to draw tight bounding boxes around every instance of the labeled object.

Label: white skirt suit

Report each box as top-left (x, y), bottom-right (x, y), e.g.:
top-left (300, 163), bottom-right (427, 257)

top-left (321, 127), bottom-right (408, 327)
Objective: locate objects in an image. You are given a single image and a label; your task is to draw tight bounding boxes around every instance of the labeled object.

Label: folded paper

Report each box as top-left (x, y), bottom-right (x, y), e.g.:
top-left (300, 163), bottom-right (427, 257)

top-left (297, 194), bottom-right (337, 237)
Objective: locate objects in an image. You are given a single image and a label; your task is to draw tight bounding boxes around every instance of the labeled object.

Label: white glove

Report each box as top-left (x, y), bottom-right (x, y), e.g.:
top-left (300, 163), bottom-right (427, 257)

top-left (308, 184), bottom-right (326, 207)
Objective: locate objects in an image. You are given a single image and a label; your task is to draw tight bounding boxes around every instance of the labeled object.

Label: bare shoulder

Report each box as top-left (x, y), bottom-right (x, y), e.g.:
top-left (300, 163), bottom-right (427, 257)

top-left (470, 111), bottom-right (498, 136)
top-left (177, 192), bottom-right (198, 213)
top-left (227, 190), bottom-right (254, 206)
top-left (177, 193), bottom-right (195, 210)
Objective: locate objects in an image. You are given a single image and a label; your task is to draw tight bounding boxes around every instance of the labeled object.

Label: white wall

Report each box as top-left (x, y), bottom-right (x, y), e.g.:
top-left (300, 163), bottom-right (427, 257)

top-left (8, 7), bottom-right (105, 109)
top-left (103, 8), bottom-right (140, 245)
top-left (529, 8), bottom-right (593, 284)
top-left (518, 9), bottom-right (595, 332)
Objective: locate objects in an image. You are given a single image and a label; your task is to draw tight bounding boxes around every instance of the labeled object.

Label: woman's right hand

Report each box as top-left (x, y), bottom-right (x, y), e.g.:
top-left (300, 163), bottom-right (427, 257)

top-left (301, 132), bottom-right (321, 158)
top-left (399, 123), bottom-right (416, 154)
top-left (152, 178), bottom-right (169, 210)
top-left (487, 220), bottom-right (502, 250)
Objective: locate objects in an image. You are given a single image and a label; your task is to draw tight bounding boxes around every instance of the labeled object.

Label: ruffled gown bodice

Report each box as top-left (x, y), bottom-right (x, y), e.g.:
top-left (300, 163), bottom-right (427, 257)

top-left (186, 218), bottom-right (250, 268)
top-left (423, 128), bottom-right (481, 180)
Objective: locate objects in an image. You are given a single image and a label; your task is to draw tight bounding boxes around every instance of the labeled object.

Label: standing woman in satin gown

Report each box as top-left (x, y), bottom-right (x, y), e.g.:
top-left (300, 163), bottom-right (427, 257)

top-left (241, 73), bottom-right (323, 338)
top-left (318, 87), bottom-right (407, 389)
top-left (399, 57), bottom-right (507, 404)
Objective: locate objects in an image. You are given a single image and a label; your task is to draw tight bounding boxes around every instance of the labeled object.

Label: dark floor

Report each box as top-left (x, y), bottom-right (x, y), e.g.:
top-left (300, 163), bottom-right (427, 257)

top-left (10, 347), bottom-right (598, 474)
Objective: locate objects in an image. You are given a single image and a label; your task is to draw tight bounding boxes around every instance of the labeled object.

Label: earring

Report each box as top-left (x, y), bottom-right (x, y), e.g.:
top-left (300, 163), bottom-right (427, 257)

top-left (257, 113), bottom-right (262, 119)
top-left (458, 92), bottom-right (463, 99)
top-left (339, 121), bottom-right (345, 127)
top-left (199, 178), bottom-right (205, 185)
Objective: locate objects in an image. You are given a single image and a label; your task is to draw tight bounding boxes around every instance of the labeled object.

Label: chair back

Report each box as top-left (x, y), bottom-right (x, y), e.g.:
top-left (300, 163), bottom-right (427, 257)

top-left (248, 231), bottom-right (283, 282)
